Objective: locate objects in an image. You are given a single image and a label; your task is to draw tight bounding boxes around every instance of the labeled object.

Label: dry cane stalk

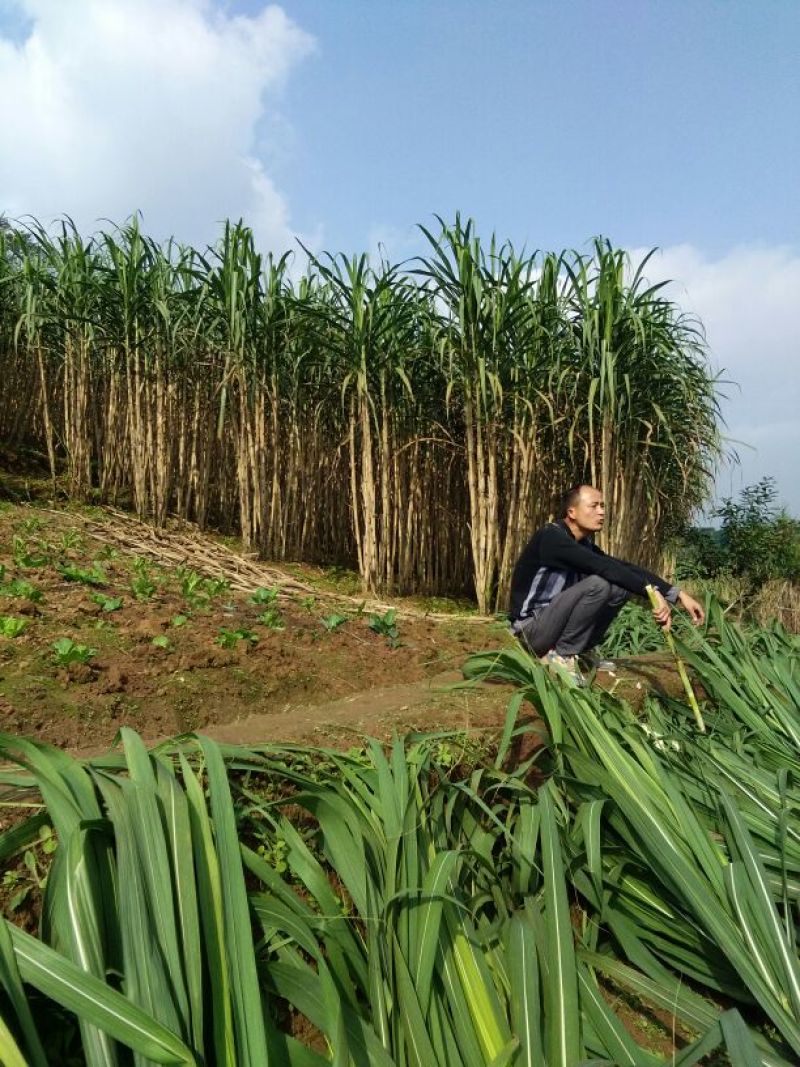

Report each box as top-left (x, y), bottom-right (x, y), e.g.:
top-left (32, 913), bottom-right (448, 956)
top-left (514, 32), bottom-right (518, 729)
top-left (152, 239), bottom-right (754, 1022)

top-left (645, 584), bottom-right (706, 733)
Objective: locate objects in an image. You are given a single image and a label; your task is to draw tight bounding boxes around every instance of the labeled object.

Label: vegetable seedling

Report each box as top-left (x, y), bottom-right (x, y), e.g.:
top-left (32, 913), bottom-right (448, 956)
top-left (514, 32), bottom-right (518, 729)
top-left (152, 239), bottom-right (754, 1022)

top-left (250, 586), bottom-right (279, 606)
top-left (368, 608), bottom-right (400, 648)
top-left (59, 563), bottom-right (107, 587)
top-left (257, 608), bottom-right (284, 630)
top-left (0, 616), bottom-right (28, 638)
top-left (52, 638), bottom-right (96, 667)
top-left (92, 593), bottom-right (123, 613)
top-left (217, 627), bottom-right (258, 649)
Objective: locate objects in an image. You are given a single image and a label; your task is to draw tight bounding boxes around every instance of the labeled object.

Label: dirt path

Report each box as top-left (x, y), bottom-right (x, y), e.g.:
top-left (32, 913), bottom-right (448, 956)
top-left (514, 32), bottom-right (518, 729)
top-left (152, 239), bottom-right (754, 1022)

top-left (205, 671), bottom-right (515, 747)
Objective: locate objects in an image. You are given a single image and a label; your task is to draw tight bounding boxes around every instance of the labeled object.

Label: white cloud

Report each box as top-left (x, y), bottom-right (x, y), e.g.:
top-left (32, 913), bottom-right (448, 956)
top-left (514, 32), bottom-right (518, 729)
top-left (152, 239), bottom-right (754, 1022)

top-left (632, 244), bottom-right (800, 514)
top-left (0, 0), bottom-right (315, 252)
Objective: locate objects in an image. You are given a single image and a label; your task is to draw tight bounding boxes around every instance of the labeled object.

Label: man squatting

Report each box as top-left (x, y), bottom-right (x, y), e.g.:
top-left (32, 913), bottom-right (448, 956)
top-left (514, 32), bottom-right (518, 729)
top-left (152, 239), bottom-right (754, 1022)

top-left (509, 484), bottom-right (705, 686)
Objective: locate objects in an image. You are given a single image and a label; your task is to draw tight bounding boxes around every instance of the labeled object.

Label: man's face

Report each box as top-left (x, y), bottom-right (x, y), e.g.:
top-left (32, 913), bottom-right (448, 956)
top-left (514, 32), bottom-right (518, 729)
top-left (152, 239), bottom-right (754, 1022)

top-left (568, 486), bottom-right (605, 535)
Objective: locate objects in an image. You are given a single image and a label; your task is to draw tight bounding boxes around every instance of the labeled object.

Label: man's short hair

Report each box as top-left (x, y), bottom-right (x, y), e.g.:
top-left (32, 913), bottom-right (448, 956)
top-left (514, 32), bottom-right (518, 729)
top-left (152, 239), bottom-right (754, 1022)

top-left (558, 483), bottom-right (590, 519)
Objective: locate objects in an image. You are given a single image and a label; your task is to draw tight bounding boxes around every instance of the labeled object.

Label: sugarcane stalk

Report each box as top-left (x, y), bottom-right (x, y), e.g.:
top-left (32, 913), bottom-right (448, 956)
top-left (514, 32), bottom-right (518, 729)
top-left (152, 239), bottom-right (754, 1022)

top-left (645, 584), bottom-right (706, 733)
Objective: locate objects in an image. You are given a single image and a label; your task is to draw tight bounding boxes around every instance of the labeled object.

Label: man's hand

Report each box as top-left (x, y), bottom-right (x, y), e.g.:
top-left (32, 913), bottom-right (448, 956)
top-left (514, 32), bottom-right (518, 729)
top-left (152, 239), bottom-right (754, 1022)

top-left (678, 590), bottom-right (705, 625)
top-left (650, 589), bottom-right (672, 631)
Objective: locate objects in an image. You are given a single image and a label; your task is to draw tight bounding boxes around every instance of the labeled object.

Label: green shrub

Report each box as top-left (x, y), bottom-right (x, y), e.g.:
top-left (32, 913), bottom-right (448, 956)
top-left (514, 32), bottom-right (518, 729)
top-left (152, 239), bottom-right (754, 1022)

top-left (676, 478), bottom-right (800, 588)
top-left (717, 478), bottom-right (800, 586)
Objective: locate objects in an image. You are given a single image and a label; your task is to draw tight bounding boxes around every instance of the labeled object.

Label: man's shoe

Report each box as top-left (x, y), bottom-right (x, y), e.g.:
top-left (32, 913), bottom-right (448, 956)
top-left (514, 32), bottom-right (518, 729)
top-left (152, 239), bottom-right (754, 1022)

top-left (541, 650), bottom-right (586, 687)
top-left (580, 650), bottom-right (617, 673)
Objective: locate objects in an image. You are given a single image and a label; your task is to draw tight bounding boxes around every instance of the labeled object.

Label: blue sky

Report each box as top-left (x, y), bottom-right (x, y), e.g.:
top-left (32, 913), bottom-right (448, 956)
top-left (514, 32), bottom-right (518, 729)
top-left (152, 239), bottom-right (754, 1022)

top-left (1, 0), bottom-right (798, 514)
top-left (263, 0), bottom-right (799, 257)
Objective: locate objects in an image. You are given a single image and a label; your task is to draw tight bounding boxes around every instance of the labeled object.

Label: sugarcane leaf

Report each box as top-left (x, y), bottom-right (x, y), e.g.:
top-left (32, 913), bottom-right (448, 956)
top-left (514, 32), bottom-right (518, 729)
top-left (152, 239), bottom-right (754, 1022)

top-left (506, 911), bottom-right (544, 1067)
top-left (5, 921), bottom-right (195, 1064)
top-left (197, 736), bottom-right (269, 1065)
top-left (540, 785), bottom-right (581, 1066)
top-left (412, 849), bottom-right (461, 1011)
top-left (180, 751), bottom-right (235, 1067)
top-left (267, 959), bottom-right (396, 1067)
top-left (0, 1012), bottom-right (30, 1067)
top-left (0, 918), bottom-right (48, 1067)
top-left (719, 1009), bottom-right (764, 1067)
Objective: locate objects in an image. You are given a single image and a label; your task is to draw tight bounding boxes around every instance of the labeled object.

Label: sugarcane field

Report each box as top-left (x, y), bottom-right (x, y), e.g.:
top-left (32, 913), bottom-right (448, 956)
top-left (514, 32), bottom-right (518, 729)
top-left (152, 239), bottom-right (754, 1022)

top-left (1, 4), bottom-right (799, 1066)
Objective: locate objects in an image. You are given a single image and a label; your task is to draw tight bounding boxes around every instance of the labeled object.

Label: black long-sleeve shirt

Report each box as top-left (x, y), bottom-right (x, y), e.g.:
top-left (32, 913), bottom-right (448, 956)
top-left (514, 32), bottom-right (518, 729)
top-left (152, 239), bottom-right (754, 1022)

top-left (509, 520), bottom-right (677, 625)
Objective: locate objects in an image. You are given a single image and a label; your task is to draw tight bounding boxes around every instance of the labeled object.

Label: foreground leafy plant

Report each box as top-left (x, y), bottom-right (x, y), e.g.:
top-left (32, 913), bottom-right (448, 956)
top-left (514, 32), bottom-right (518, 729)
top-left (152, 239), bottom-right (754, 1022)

top-left (0, 599), bottom-right (794, 1067)
top-left (465, 604), bottom-right (800, 1064)
top-left (0, 723), bottom-right (774, 1067)
top-left (601, 600), bottom-right (667, 656)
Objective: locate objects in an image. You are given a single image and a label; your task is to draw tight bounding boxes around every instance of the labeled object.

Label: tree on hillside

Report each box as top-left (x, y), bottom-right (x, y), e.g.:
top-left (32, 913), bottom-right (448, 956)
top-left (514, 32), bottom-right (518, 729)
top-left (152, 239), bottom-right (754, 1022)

top-left (677, 477), bottom-right (800, 588)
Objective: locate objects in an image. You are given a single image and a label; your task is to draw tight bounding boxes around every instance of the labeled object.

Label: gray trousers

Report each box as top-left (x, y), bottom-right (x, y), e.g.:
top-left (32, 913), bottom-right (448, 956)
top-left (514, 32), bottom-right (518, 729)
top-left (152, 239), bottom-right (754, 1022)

top-left (516, 574), bottom-right (629, 657)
